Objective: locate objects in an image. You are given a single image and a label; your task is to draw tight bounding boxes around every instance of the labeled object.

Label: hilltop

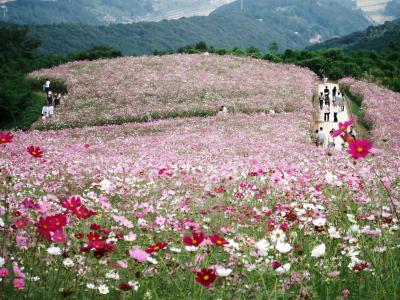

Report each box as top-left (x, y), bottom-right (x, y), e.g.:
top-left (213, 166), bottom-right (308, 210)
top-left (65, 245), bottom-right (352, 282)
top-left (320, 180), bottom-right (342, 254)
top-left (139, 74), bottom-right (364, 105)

top-left (28, 54), bottom-right (316, 129)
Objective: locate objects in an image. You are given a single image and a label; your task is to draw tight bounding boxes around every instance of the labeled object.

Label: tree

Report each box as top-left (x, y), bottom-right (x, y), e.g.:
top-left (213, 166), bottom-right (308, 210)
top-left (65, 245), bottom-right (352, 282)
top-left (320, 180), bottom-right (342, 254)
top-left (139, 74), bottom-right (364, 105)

top-left (268, 41), bottom-right (279, 54)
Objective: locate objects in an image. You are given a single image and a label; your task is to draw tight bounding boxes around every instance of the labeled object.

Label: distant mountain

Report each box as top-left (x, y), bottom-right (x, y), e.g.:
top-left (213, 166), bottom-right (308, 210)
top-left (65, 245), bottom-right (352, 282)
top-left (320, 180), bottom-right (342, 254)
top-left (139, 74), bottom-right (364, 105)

top-left (308, 18), bottom-right (400, 51)
top-left (385, 0), bottom-right (400, 18)
top-left (24, 0), bottom-right (372, 55)
top-left (0, 0), bottom-right (235, 25)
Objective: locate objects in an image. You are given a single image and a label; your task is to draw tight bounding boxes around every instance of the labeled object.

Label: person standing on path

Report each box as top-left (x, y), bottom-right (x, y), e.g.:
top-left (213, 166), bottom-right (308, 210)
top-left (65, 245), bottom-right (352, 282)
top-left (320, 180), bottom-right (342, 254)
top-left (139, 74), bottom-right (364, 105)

top-left (317, 127), bottom-right (326, 147)
top-left (319, 92), bottom-right (324, 110)
top-left (44, 79), bottom-right (50, 95)
top-left (337, 92), bottom-right (344, 112)
top-left (332, 101), bottom-right (339, 123)
top-left (324, 86), bottom-right (330, 98)
top-left (323, 103), bottom-right (330, 122)
top-left (328, 129), bottom-right (335, 148)
top-left (332, 86), bottom-right (337, 101)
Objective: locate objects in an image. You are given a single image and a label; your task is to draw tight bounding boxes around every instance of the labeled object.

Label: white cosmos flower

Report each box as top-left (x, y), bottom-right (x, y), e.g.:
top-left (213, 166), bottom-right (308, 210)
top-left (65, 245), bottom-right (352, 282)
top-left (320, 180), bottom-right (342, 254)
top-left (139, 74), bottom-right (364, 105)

top-left (270, 229), bottom-right (286, 243)
top-left (146, 257), bottom-right (158, 264)
top-left (105, 270), bottom-right (120, 280)
top-left (311, 243), bottom-right (326, 258)
top-left (98, 284), bottom-right (109, 294)
top-left (128, 281), bottom-right (140, 291)
top-left (62, 258), bottom-right (74, 268)
top-left (170, 247), bottom-right (182, 253)
top-left (47, 246), bottom-right (62, 256)
top-left (216, 267), bottom-right (232, 277)
top-left (0, 218), bottom-right (4, 227)
top-left (275, 242), bottom-right (292, 254)
top-left (86, 283), bottom-right (96, 289)
top-left (255, 239), bottom-right (270, 256)
top-left (185, 246), bottom-right (198, 252)
top-left (0, 257), bottom-right (5, 268)
top-left (328, 226), bottom-right (340, 238)
top-left (276, 263), bottom-right (291, 274)
top-left (312, 218), bottom-right (327, 227)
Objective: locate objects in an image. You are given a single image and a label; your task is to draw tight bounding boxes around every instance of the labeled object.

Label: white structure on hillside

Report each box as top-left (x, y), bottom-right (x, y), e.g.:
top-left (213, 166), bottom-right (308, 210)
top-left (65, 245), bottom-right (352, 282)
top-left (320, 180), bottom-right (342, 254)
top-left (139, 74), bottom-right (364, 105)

top-left (356, 0), bottom-right (392, 23)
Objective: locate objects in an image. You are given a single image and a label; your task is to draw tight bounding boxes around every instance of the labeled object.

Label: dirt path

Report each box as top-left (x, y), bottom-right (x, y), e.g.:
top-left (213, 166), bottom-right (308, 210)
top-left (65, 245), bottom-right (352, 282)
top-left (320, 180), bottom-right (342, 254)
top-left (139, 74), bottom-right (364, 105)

top-left (316, 82), bottom-right (351, 150)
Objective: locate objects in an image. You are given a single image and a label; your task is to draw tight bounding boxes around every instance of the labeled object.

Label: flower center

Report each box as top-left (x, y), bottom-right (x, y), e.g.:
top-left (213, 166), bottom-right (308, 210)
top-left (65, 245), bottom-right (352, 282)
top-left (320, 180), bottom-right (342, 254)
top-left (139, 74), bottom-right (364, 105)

top-left (1, 138), bottom-right (5, 142)
top-left (341, 126), bottom-right (346, 131)
top-left (192, 239), bottom-right (197, 244)
top-left (154, 246), bottom-right (159, 251)
top-left (357, 147), bottom-right (363, 153)
top-left (203, 275), bottom-right (209, 281)
top-left (32, 151), bottom-right (37, 156)
top-left (216, 240), bottom-right (222, 245)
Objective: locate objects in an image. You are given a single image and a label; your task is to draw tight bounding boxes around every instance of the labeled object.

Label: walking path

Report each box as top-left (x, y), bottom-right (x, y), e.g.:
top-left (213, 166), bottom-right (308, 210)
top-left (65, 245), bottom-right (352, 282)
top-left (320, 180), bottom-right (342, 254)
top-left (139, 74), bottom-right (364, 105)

top-left (316, 82), bottom-right (351, 150)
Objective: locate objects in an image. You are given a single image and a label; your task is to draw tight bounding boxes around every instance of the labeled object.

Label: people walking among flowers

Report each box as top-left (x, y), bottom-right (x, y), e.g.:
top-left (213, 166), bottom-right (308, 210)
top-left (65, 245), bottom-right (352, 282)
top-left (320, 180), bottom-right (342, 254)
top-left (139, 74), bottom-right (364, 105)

top-left (319, 92), bottom-right (324, 110)
top-left (332, 101), bottom-right (339, 123)
top-left (317, 127), bottom-right (326, 147)
top-left (323, 103), bottom-right (330, 122)
top-left (337, 92), bottom-right (344, 112)
top-left (328, 129), bottom-right (335, 148)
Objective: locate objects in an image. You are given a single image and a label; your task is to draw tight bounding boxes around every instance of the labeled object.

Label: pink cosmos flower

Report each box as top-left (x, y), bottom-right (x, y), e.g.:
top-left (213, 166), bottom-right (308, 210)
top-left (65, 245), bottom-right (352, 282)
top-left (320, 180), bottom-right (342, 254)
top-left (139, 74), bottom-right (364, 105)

top-left (13, 278), bottom-right (25, 290)
top-left (0, 268), bottom-right (9, 277)
top-left (13, 262), bottom-right (26, 278)
top-left (129, 247), bottom-right (149, 263)
top-left (52, 231), bottom-right (67, 243)
top-left (347, 139), bottom-right (372, 159)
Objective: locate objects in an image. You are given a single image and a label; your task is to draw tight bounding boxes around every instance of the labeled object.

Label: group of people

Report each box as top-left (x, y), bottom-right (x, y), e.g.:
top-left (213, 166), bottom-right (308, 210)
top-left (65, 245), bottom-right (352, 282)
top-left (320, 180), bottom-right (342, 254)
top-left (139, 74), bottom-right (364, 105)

top-left (319, 85), bottom-right (344, 123)
top-left (41, 79), bottom-right (62, 120)
top-left (315, 125), bottom-right (357, 149)
top-left (315, 85), bottom-right (357, 149)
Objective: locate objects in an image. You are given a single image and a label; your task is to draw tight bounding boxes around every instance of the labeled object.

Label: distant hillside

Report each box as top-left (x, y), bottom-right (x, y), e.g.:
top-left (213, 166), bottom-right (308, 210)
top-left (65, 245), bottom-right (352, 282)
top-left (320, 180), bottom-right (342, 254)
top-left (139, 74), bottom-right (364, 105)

top-left (308, 18), bottom-right (400, 51)
top-left (0, 0), bottom-right (235, 25)
top-left (24, 0), bottom-right (371, 55)
top-left (385, 0), bottom-right (400, 18)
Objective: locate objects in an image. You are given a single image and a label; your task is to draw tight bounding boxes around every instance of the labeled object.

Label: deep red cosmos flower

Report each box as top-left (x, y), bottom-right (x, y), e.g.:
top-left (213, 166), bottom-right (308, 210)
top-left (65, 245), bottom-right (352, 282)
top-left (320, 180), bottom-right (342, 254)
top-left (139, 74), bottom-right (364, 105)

top-left (90, 223), bottom-right (101, 231)
top-left (72, 205), bottom-right (96, 219)
top-left (27, 146), bottom-right (43, 158)
top-left (183, 231), bottom-right (205, 247)
top-left (74, 233), bottom-right (84, 239)
top-left (35, 214), bottom-right (68, 240)
top-left (13, 217), bottom-right (30, 229)
top-left (195, 268), bottom-right (217, 288)
top-left (209, 234), bottom-right (229, 247)
top-left (348, 139), bottom-right (372, 160)
top-left (61, 196), bottom-right (81, 210)
top-left (333, 120), bottom-right (353, 137)
top-left (118, 283), bottom-right (132, 291)
top-left (49, 214), bottom-right (67, 230)
top-left (87, 232), bottom-right (101, 242)
top-left (145, 242), bottom-right (168, 254)
top-left (0, 132), bottom-right (13, 144)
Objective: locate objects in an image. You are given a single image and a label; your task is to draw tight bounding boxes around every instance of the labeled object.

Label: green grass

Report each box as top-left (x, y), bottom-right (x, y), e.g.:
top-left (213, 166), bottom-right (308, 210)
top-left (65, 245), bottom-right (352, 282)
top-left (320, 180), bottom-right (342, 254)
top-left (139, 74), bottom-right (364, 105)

top-left (340, 84), bottom-right (373, 135)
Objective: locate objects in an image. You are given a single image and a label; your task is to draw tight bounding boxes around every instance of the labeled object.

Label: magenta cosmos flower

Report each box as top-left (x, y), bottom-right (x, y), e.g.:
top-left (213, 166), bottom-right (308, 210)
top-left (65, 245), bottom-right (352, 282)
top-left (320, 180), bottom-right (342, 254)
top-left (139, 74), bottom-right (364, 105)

top-left (333, 120), bottom-right (353, 137)
top-left (348, 139), bottom-right (372, 159)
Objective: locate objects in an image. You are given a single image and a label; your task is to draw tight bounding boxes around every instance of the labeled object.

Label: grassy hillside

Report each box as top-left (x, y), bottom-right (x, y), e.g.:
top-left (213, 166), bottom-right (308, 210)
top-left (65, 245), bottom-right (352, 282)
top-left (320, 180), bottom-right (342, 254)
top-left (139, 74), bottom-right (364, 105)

top-left (28, 54), bottom-right (316, 129)
top-left (308, 18), bottom-right (400, 51)
top-left (25, 0), bottom-right (371, 55)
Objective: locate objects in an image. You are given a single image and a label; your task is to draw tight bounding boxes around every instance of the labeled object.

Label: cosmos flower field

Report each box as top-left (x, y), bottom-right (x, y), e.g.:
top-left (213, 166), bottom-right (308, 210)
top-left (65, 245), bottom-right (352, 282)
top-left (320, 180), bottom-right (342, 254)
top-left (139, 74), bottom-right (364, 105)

top-left (1, 56), bottom-right (399, 299)
top-left (29, 54), bottom-right (315, 128)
